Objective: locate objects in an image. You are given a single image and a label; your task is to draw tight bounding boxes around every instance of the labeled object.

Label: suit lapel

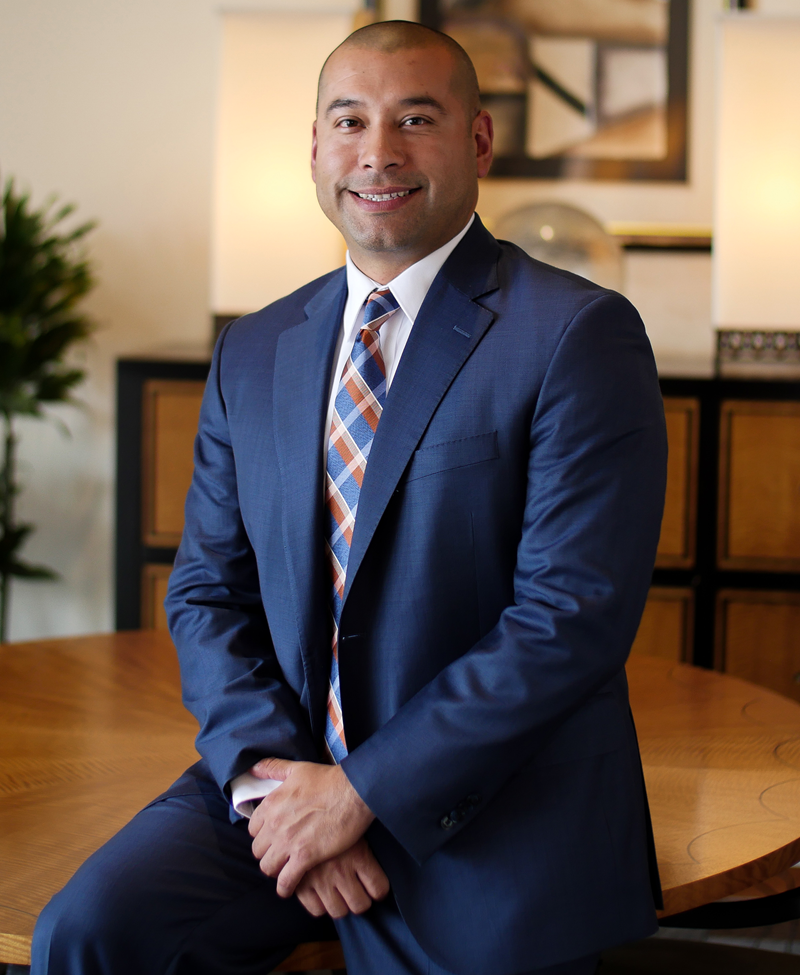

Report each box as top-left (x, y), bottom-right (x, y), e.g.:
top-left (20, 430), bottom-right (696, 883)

top-left (343, 218), bottom-right (501, 604)
top-left (273, 272), bottom-right (346, 727)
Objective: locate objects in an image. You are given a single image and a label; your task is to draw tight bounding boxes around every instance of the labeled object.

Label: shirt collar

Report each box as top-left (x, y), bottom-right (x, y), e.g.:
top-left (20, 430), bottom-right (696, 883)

top-left (344, 213), bottom-right (475, 325)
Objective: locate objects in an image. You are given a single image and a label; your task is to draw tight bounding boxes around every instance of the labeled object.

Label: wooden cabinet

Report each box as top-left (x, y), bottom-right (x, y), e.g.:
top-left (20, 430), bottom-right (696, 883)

top-left (117, 360), bottom-right (800, 691)
top-left (716, 590), bottom-right (800, 703)
top-left (142, 380), bottom-right (205, 548)
top-left (631, 587), bottom-right (693, 662)
top-left (656, 397), bottom-right (699, 569)
top-left (116, 355), bottom-right (211, 630)
top-left (718, 400), bottom-right (800, 571)
top-left (141, 563), bottom-right (172, 631)
top-left (648, 380), bottom-right (800, 686)
top-left (634, 395), bottom-right (698, 663)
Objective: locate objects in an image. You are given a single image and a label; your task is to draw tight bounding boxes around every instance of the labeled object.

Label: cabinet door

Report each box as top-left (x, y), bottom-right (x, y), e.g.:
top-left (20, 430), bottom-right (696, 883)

top-left (142, 380), bottom-right (205, 547)
top-left (656, 397), bottom-right (699, 569)
top-left (716, 590), bottom-right (800, 703)
top-left (630, 587), bottom-right (693, 662)
top-left (141, 564), bottom-right (172, 631)
top-left (719, 401), bottom-right (800, 571)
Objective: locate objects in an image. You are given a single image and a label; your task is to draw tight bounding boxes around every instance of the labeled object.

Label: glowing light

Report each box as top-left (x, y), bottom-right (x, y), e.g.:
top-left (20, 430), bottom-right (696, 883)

top-left (713, 16), bottom-right (800, 329)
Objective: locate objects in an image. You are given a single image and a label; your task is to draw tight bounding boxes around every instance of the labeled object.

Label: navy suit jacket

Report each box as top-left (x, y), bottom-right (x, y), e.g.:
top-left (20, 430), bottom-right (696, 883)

top-left (166, 216), bottom-right (668, 974)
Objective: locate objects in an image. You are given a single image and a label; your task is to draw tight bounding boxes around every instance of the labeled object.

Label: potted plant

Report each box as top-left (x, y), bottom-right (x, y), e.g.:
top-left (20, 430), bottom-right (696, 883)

top-left (0, 177), bottom-right (96, 642)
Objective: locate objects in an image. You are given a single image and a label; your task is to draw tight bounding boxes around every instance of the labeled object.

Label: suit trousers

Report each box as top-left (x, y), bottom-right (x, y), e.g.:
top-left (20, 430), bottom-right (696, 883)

top-left (31, 763), bottom-right (599, 975)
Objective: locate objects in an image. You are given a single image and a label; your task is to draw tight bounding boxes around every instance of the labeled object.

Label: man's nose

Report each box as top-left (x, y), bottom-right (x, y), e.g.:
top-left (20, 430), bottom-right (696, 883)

top-left (359, 124), bottom-right (404, 170)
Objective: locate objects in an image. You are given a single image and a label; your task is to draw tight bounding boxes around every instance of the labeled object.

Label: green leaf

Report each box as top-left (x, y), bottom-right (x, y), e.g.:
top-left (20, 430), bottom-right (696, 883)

top-left (0, 178), bottom-right (96, 381)
top-left (0, 175), bottom-right (95, 629)
top-left (0, 390), bottom-right (42, 415)
top-left (36, 369), bottom-right (86, 403)
top-left (7, 559), bottom-right (59, 581)
top-left (0, 523), bottom-right (33, 573)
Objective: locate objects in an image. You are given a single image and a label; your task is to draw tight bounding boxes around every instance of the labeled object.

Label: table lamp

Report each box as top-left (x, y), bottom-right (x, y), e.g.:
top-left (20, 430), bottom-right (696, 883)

top-left (713, 14), bottom-right (800, 376)
top-left (211, 12), bottom-right (351, 327)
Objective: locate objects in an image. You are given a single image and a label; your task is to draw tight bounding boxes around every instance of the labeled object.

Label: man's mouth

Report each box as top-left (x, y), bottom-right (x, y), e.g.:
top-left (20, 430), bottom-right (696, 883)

top-left (355, 190), bottom-right (412, 201)
top-left (350, 188), bottom-right (420, 202)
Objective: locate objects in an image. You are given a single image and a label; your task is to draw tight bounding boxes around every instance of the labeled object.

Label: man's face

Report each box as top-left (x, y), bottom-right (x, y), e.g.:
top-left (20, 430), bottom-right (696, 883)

top-left (312, 43), bottom-right (493, 281)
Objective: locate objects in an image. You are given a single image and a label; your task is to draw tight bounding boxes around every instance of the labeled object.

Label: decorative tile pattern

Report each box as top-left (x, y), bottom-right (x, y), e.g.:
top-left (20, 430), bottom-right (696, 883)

top-left (717, 330), bottom-right (800, 377)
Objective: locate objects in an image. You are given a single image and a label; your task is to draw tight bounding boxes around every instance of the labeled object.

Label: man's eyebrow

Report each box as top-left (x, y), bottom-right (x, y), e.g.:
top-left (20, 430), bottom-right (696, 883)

top-left (323, 95), bottom-right (449, 117)
top-left (399, 96), bottom-right (448, 114)
top-left (324, 98), bottom-right (363, 117)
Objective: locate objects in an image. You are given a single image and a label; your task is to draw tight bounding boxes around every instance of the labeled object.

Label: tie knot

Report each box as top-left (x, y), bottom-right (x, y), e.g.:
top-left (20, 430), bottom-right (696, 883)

top-left (362, 287), bottom-right (400, 331)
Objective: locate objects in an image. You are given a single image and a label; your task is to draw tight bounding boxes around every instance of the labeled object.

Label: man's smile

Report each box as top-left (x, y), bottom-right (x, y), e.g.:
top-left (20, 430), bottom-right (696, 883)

top-left (345, 186), bottom-right (422, 213)
top-left (348, 186), bottom-right (421, 203)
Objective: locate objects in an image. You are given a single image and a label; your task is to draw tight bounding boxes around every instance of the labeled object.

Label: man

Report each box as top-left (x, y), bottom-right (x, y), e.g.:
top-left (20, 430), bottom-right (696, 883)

top-left (33, 20), bottom-right (667, 975)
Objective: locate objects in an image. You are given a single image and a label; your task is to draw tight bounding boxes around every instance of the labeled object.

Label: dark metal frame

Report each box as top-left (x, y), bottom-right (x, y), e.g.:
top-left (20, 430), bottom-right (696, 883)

top-left (116, 359), bottom-right (800, 656)
top-left (115, 357), bottom-right (210, 630)
top-left (657, 375), bottom-right (800, 671)
top-left (661, 885), bottom-right (800, 928)
top-left (421, 0), bottom-right (690, 182)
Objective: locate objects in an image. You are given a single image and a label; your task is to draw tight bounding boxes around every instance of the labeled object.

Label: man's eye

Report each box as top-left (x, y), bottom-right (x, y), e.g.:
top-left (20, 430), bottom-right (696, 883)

top-left (337, 118), bottom-right (361, 129)
top-left (402, 116), bottom-right (428, 126)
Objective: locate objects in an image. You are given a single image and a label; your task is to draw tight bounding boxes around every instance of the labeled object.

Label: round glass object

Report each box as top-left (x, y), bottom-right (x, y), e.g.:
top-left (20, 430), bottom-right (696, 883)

top-left (493, 202), bottom-right (624, 292)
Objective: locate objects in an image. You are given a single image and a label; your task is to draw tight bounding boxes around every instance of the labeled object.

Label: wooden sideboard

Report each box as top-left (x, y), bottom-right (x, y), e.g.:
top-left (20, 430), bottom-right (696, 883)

top-left (116, 353), bottom-right (209, 632)
top-left (116, 354), bottom-right (800, 701)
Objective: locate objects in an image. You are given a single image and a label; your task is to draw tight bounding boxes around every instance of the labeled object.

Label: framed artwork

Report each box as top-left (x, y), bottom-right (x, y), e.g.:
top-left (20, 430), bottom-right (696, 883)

top-left (420, 0), bottom-right (689, 181)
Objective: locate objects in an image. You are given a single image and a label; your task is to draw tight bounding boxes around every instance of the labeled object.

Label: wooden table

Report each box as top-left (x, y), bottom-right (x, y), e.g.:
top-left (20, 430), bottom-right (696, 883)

top-left (3, 635), bottom-right (800, 966)
top-left (629, 655), bottom-right (800, 915)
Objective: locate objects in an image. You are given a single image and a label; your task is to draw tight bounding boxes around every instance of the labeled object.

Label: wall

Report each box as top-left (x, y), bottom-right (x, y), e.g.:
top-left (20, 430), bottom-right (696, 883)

top-left (476, 0), bottom-right (800, 371)
top-left (477, 0), bottom-right (719, 370)
top-left (2, 0), bottom-right (797, 640)
top-left (0, 0), bottom-right (357, 640)
top-left (212, 13), bottom-right (352, 313)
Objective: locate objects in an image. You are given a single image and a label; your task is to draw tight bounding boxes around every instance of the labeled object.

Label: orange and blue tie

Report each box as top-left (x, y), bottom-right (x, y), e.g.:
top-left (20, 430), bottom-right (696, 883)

top-left (324, 287), bottom-right (400, 762)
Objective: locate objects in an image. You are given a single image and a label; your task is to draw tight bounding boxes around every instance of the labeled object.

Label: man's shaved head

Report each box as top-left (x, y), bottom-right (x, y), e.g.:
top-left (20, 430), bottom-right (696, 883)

top-left (317, 20), bottom-right (481, 120)
top-left (312, 18), bottom-right (493, 281)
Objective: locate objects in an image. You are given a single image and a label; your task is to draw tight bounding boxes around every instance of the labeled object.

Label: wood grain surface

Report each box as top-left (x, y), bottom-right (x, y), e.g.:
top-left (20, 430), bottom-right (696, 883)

top-left (628, 656), bottom-right (800, 916)
top-left (656, 397), bottom-right (699, 569)
top-left (718, 400), bottom-right (800, 571)
top-left (630, 587), bottom-right (693, 663)
top-left (4, 635), bottom-right (800, 964)
top-left (0, 632), bottom-right (198, 965)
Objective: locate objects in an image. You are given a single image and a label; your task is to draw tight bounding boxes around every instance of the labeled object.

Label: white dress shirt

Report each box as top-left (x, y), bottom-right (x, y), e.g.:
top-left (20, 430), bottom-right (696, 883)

top-left (230, 214), bottom-right (474, 817)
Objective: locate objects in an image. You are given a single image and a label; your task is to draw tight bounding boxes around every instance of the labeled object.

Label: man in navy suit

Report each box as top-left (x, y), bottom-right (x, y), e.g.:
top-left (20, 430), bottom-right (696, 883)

top-left (33, 20), bottom-right (667, 975)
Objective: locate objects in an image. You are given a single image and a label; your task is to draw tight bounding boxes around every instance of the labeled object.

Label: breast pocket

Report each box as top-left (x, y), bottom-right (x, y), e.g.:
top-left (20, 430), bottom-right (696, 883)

top-left (405, 430), bottom-right (499, 482)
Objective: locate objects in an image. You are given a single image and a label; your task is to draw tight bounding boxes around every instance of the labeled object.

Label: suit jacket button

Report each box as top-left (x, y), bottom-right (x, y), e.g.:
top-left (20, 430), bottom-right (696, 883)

top-left (440, 815), bottom-right (455, 830)
top-left (467, 793), bottom-right (482, 808)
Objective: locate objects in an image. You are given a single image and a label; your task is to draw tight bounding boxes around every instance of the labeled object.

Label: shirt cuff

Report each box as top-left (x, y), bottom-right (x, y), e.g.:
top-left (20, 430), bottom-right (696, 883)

top-left (230, 772), bottom-right (282, 818)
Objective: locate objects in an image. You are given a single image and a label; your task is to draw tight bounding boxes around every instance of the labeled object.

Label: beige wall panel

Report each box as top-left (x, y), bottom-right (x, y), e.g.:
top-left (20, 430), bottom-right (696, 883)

top-left (141, 564), bottom-right (173, 631)
top-left (719, 401), bottom-right (800, 570)
top-left (630, 587), bottom-right (692, 662)
top-left (656, 397), bottom-right (698, 568)
top-left (213, 13), bottom-right (354, 313)
top-left (142, 380), bottom-right (205, 547)
top-left (717, 591), bottom-right (800, 704)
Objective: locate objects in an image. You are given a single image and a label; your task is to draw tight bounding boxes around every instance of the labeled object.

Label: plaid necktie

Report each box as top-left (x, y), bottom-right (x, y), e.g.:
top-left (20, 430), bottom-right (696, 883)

top-left (324, 287), bottom-right (400, 762)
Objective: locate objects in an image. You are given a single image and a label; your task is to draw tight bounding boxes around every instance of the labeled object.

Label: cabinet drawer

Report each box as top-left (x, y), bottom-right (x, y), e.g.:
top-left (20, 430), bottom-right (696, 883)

top-left (716, 590), bottom-right (800, 703)
top-left (141, 563), bottom-right (172, 631)
top-left (656, 397), bottom-right (699, 569)
top-left (630, 586), bottom-right (693, 662)
top-left (142, 380), bottom-right (205, 547)
top-left (719, 400), bottom-right (800, 570)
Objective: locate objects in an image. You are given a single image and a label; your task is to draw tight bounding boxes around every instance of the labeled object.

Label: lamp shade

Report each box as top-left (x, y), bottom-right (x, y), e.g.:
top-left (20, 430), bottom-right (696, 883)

top-left (713, 15), bottom-right (800, 330)
top-left (212, 13), bottom-right (352, 315)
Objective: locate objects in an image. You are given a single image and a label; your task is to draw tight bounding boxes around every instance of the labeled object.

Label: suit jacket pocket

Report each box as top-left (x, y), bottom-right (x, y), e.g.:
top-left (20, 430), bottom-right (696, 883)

top-left (405, 430), bottom-right (499, 482)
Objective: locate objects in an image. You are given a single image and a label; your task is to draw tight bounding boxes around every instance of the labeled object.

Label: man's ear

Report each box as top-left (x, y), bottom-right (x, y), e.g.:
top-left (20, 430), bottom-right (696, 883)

top-left (474, 110), bottom-right (494, 179)
top-left (311, 121), bottom-right (318, 184)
